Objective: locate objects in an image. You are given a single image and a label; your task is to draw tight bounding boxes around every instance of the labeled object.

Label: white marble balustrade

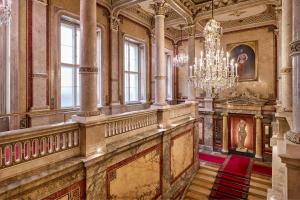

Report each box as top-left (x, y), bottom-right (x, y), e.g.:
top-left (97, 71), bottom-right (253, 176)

top-left (0, 123), bottom-right (80, 170)
top-left (104, 110), bottom-right (158, 137)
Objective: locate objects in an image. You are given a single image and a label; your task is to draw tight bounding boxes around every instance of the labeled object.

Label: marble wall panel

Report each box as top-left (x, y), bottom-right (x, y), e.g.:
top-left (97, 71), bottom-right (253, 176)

top-left (170, 130), bottom-right (194, 182)
top-left (107, 144), bottom-right (162, 199)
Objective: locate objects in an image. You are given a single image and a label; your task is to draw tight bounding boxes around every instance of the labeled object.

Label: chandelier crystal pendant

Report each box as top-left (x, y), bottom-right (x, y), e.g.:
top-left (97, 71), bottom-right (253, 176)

top-left (0, 0), bottom-right (12, 26)
top-left (174, 25), bottom-right (188, 67)
top-left (189, 0), bottom-right (238, 96)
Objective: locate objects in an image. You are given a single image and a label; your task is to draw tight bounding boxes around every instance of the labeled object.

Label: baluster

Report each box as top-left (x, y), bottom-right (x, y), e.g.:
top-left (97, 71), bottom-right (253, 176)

top-left (40, 137), bottom-right (47, 155)
top-left (48, 136), bottom-right (54, 154)
top-left (74, 131), bottom-right (79, 146)
top-left (61, 133), bottom-right (67, 150)
top-left (4, 145), bottom-right (12, 166)
top-left (23, 141), bottom-right (31, 160)
top-left (68, 132), bottom-right (73, 148)
top-left (32, 139), bottom-right (39, 158)
top-left (14, 142), bottom-right (22, 163)
top-left (55, 135), bottom-right (60, 151)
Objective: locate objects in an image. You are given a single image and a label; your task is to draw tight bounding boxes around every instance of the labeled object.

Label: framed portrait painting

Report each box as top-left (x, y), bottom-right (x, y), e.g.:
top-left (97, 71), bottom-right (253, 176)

top-left (227, 41), bottom-right (258, 81)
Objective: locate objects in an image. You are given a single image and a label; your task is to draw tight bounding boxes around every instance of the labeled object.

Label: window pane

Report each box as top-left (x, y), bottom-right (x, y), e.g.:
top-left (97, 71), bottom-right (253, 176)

top-left (129, 44), bottom-right (138, 72)
top-left (76, 68), bottom-right (80, 106)
top-left (76, 29), bottom-right (80, 65)
top-left (61, 45), bottom-right (74, 64)
top-left (61, 24), bottom-right (74, 64)
top-left (61, 66), bottom-right (74, 107)
top-left (124, 42), bottom-right (129, 71)
top-left (129, 73), bottom-right (138, 101)
top-left (124, 73), bottom-right (129, 102)
top-left (61, 25), bottom-right (73, 46)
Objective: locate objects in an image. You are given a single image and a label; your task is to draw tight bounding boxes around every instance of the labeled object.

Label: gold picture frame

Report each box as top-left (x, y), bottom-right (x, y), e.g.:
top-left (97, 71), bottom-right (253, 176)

top-left (227, 41), bottom-right (258, 82)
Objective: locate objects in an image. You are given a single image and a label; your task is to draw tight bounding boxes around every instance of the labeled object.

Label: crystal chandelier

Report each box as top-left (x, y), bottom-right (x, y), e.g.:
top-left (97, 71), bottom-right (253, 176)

top-left (189, 0), bottom-right (238, 96)
top-left (174, 25), bottom-right (188, 67)
top-left (0, 0), bottom-right (11, 26)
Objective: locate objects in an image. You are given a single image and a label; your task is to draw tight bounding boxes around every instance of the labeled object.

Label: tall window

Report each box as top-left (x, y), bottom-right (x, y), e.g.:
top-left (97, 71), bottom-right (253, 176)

top-left (124, 39), bottom-right (146, 103)
top-left (60, 18), bottom-right (102, 108)
top-left (166, 54), bottom-right (173, 100)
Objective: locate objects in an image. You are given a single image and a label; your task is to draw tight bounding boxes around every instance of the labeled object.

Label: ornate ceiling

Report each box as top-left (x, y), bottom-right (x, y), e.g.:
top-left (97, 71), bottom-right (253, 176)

top-left (100, 0), bottom-right (280, 42)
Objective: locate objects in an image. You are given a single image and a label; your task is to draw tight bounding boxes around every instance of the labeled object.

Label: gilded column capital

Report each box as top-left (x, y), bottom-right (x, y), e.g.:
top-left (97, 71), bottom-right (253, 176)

top-left (255, 115), bottom-right (263, 119)
top-left (186, 24), bottom-right (196, 37)
top-left (221, 112), bottom-right (228, 117)
top-left (153, 1), bottom-right (166, 16)
top-left (110, 16), bottom-right (120, 31)
top-left (290, 40), bottom-right (300, 56)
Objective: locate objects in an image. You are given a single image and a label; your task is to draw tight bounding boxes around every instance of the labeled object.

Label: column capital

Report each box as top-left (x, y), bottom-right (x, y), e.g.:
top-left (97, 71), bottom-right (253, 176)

top-left (110, 16), bottom-right (120, 31)
top-left (186, 24), bottom-right (196, 37)
top-left (153, 1), bottom-right (166, 16)
top-left (255, 115), bottom-right (263, 119)
top-left (221, 112), bottom-right (228, 117)
top-left (290, 40), bottom-right (300, 56)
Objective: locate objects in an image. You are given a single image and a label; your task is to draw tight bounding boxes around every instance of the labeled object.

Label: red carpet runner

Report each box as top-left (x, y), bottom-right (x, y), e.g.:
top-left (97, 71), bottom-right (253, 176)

top-left (209, 155), bottom-right (254, 200)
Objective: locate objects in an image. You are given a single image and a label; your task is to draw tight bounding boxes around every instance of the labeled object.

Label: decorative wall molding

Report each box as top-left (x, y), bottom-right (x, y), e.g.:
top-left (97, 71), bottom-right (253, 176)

top-left (287, 131), bottom-right (300, 144)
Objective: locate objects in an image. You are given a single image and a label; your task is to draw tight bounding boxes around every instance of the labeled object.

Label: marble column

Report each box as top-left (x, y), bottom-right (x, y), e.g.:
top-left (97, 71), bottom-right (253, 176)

top-left (187, 25), bottom-right (196, 102)
top-left (281, 0), bottom-right (293, 111)
top-left (78, 0), bottom-right (100, 118)
top-left (275, 6), bottom-right (283, 106)
top-left (154, 1), bottom-right (167, 106)
top-left (222, 113), bottom-right (229, 153)
top-left (287, 0), bottom-right (300, 143)
top-left (255, 115), bottom-right (263, 159)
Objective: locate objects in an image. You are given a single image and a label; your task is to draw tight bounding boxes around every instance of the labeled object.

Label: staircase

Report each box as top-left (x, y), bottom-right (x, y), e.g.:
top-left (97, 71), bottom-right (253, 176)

top-left (184, 163), bottom-right (272, 200)
top-left (185, 164), bottom-right (218, 200)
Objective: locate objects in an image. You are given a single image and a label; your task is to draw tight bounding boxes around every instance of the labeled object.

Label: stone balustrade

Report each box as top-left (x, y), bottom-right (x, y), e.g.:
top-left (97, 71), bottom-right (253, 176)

top-left (104, 109), bottom-right (158, 137)
top-left (0, 122), bottom-right (80, 181)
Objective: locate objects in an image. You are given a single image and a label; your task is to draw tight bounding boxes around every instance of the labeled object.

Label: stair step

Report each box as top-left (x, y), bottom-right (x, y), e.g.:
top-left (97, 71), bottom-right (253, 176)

top-left (250, 180), bottom-right (271, 191)
top-left (200, 164), bottom-right (219, 172)
top-left (248, 194), bottom-right (266, 200)
top-left (185, 191), bottom-right (209, 200)
top-left (189, 185), bottom-right (211, 196)
top-left (198, 168), bottom-right (218, 177)
top-left (212, 184), bottom-right (248, 199)
top-left (215, 178), bottom-right (249, 192)
top-left (191, 179), bottom-right (214, 189)
top-left (195, 174), bottom-right (215, 183)
top-left (209, 190), bottom-right (241, 200)
top-left (251, 176), bottom-right (272, 186)
top-left (249, 187), bottom-right (267, 198)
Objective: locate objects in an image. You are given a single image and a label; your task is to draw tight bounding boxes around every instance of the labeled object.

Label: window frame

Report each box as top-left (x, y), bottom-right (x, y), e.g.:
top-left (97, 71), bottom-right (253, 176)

top-left (165, 50), bottom-right (174, 101)
top-left (59, 16), bottom-right (103, 109)
top-left (123, 37), bottom-right (146, 104)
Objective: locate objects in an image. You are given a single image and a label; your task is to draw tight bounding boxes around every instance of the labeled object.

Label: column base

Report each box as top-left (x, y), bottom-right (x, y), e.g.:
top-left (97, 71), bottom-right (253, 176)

top-left (255, 154), bottom-right (263, 159)
top-left (72, 114), bottom-right (105, 124)
top-left (221, 149), bottom-right (229, 154)
top-left (151, 104), bottom-right (170, 109)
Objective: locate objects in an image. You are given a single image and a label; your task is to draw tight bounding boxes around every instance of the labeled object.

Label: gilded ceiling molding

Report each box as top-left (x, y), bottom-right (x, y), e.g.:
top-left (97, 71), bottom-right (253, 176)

top-left (166, 0), bottom-right (194, 25)
top-left (194, 0), bottom-right (279, 21)
top-left (96, 0), bottom-right (112, 12)
top-left (119, 8), bottom-right (153, 30)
